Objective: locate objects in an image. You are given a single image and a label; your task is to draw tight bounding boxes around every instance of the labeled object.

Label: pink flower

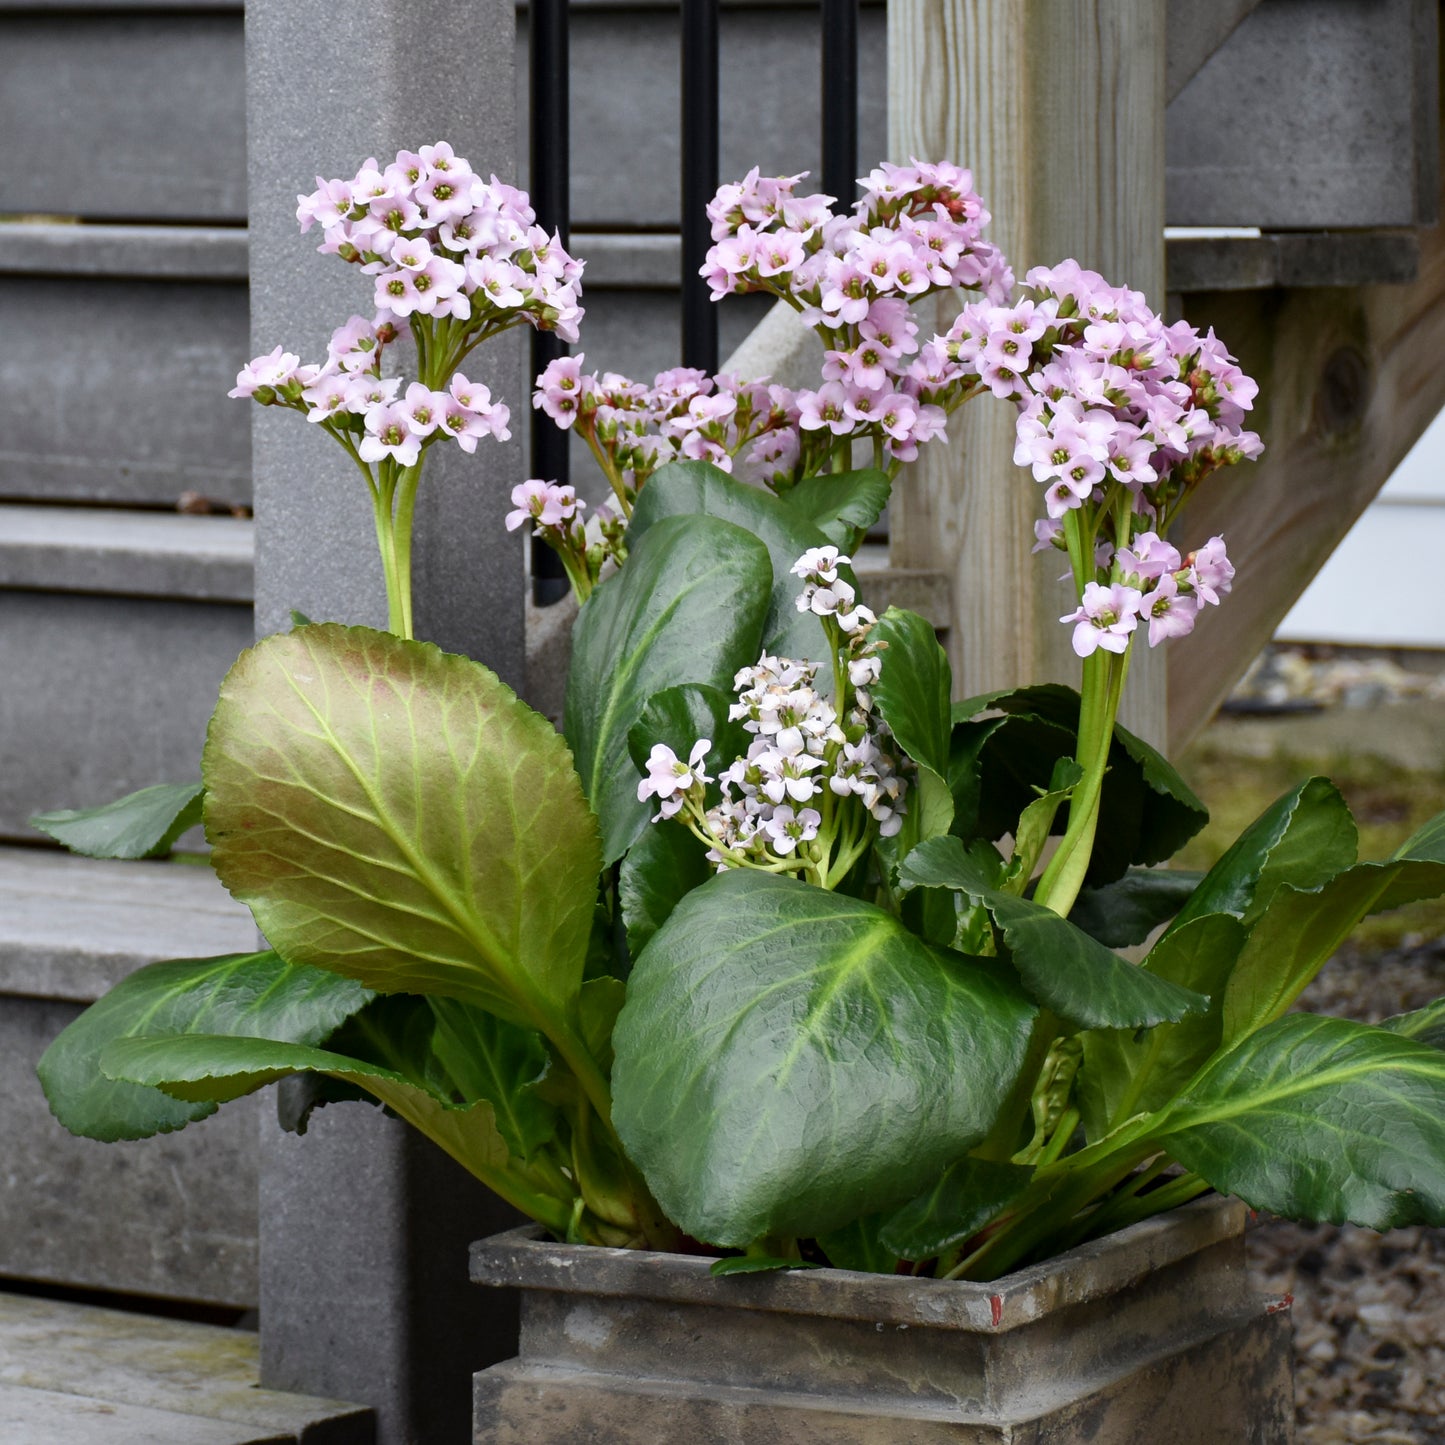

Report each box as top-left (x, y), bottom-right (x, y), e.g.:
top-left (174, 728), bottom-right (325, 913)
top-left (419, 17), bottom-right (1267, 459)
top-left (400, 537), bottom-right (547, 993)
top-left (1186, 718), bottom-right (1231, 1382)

top-left (229, 346), bottom-right (303, 399)
top-left (533, 354), bottom-right (593, 429)
top-left (1116, 532), bottom-right (1182, 583)
top-left (1061, 582), bottom-right (1142, 657)
top-left (296, 176), bottom-right (353, 234)
top-left (796, 383), bottom-right (852, 435)
top-left (1186, 536), bottom-right (1234, 605)
top-left (301, 372), bottom-right (353, 423)
top-left (359, 403), bottom-right (423, 466)
top-left (505, 479), bottom-right (583, 532)
top-left (1139, 574), bottom-right (1201, 646)
top-left (401, 382), bottom-right (444, 437)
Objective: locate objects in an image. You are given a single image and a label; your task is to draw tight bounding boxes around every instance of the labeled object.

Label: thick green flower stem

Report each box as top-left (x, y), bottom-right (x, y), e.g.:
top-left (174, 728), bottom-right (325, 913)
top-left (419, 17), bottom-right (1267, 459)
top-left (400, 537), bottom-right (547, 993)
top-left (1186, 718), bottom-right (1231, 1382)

top-left (389, 461), bottom-right (424, 639)
top-left (581, 427), bottom-right (634, 518)
top-left (1034, 644), bottom-right (1131, 918)
top-left (368, 468), bottom-right (409, 638)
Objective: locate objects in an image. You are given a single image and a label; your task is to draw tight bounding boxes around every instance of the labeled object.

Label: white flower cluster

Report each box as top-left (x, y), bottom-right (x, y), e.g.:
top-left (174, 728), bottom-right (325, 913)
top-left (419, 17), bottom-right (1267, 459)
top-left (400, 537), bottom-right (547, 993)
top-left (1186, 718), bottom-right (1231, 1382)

top-left (790, 546), bottom-right (875, 633)
top-left (705, 632), bottom-right (907, 867)
top-left (633, 550), bottom-right (909, 873)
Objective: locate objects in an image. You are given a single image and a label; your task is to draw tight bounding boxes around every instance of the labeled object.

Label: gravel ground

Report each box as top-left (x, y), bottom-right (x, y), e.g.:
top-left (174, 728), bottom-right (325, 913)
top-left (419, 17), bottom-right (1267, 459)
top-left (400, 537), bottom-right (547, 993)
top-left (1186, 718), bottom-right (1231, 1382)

top-left (1245, 940), bottom-right (1445, 1442)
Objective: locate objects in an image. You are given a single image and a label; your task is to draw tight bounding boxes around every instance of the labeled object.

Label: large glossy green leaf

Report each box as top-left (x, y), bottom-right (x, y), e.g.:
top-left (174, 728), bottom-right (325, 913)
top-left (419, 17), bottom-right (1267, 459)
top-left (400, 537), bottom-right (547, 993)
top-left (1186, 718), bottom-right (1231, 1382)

top-left (1168, 778), bottom-right (1357, 936)
top-left (30, 782), bottom-right (204, 860)
top-left (871, 607), bottom-right (953, 843)
top-left (626, 683), bottom-right (751, 799)
top-left (618, 818), bottom-right (712, 959)
top-left (565, 515), bottom-right (771, 863)
top-left (879, 1157), bottom-right (1033, 1261)
top-left (1222, 858), bottom-right (1445, 1043)
top-left (1077, 913), bottom-right (1247, 1138)
top-left (611, 870), bottom-right (1036, 1247)
top-left (815, 1214), bottom-right (899, 1274)
top-left (204, 624), bottom-right (600, 1030)
top-left (37, 951), bottom-right (372, 1142)
top-left (948, 686), bottom-right (1207, 882)
top-left (1394, 808), bottom-right (1445, 863)
top-left (627, 460), bottom-right (833, 660)
top-left (1163, 1013), bottom-right (1445, 1229)
top-left (1068, 869), bottom-right (1204, 948)
top-left (99, 1032), bottom-right (567, 1230)
top-left (1005, 757), bottom-right (1082, 891)
top-left (428, 999), bottom-right (556, 1160)
top-left (1382, 996), bottom-right (1445, 1049)
top-left (899, 836), bottom-right (1208, 1029)
top-left (774, 468), bottom-right (892, 549)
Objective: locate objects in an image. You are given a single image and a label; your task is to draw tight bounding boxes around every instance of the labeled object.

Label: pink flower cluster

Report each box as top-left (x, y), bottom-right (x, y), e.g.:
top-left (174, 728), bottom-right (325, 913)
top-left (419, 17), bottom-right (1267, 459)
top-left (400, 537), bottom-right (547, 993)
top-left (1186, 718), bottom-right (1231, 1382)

top-left (533, 357), bottom-right (802, 499)
top-left (229, 323), bottom-right (510, 462)
top-left (919, 259), bottom-right (1260, 650)
top-left (945, 261), bottom-right (1260, 520)
top-left (700, 161), bottom-right (1014, 466)
top-left (1060, 533), bottom-right (1234, 657)
top-left (296, 143), bottom-right (583, 342)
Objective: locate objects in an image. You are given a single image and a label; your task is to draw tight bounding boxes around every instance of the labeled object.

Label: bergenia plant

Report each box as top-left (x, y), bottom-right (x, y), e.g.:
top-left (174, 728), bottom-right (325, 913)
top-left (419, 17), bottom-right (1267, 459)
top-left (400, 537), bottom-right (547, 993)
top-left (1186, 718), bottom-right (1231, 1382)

top-left (34, 149), bottom-right (1445, 1288)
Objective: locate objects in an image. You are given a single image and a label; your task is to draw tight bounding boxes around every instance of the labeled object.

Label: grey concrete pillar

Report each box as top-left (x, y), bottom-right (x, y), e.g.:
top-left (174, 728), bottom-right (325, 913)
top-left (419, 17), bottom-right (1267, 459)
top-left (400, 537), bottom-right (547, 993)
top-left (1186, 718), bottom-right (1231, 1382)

top-left (244, 3), bottom-right (526, 1440)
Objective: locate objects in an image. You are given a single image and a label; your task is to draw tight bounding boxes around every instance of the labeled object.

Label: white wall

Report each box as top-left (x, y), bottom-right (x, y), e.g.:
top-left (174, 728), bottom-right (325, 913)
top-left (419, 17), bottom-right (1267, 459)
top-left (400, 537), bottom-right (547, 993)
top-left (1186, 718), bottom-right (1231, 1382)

top-left (1276, 408), bottom-right (1445, 647)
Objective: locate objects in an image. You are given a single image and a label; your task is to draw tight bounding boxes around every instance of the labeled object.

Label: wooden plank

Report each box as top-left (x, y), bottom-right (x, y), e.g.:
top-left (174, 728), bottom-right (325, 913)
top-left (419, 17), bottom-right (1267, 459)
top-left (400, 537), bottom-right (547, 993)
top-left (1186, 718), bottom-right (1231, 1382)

top-left (0, 998), bottom-right (261, 1305)
top-left (0, 1384), bottom-right (287, 1445)
top-left (1167, 230), bottom-right (1420, 294)
top-left (886, 0), bottom-right (1168, 744)
top-left (0, 1293), bottom-right (371, 1441)
top-left (0, 846), bottom-right (253, 1002)
top-left (1167, 188), bottom-right (1445, 744)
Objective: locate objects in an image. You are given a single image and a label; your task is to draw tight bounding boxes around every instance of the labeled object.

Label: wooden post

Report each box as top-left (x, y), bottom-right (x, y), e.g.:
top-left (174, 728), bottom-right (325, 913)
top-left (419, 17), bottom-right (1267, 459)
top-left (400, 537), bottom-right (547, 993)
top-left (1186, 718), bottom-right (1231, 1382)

top-left (1169, 217), bottom-right (1445, 745)
top-left (887, 1), bottom-right (1168, 744)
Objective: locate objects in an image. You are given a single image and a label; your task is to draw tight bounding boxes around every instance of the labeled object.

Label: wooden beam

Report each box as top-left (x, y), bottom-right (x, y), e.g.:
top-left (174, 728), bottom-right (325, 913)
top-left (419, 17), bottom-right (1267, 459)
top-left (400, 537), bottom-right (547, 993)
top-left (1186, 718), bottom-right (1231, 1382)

top-left (1168, 199), bottom-right (1445, 747)
top-left (887, 0), bottom-right (1168, 743)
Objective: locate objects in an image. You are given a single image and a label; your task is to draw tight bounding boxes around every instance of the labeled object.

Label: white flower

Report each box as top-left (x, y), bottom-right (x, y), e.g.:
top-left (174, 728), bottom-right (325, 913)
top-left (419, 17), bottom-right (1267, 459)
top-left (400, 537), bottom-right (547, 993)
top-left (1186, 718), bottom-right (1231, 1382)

top-left (636, 739), bottom-right (712, 820)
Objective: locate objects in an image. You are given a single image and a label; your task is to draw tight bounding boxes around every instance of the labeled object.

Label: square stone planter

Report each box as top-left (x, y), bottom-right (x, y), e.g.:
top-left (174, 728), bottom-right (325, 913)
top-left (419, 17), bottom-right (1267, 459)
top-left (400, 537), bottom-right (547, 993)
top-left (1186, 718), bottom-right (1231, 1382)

top-left (471, 1195), bottom-right (1294, 1443)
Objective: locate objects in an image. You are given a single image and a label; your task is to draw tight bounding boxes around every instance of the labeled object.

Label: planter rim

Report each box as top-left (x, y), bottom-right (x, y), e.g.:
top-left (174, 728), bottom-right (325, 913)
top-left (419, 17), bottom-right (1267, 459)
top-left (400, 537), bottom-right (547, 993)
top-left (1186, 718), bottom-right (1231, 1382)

top-left (470, 1194), bottom-right (1245, 1334)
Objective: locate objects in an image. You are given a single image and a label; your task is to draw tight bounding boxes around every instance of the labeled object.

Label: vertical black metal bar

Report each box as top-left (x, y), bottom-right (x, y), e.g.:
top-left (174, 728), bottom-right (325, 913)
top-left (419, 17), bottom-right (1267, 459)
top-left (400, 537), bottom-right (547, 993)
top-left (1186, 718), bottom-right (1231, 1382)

top-left (821, 0), bottom-right (859, 210)
top-left (681, 0), bottom-right (720, 372)
top-left (530, 0), bottom-right (570, 605)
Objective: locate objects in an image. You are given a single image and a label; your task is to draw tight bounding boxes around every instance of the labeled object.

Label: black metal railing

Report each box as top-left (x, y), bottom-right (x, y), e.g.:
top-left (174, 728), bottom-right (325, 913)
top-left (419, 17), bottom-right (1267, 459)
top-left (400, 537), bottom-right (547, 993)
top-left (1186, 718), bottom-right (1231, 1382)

top-left (528, 0), bottom-right (572, 604)
top-left (529, 0), bottom-right (860, 602)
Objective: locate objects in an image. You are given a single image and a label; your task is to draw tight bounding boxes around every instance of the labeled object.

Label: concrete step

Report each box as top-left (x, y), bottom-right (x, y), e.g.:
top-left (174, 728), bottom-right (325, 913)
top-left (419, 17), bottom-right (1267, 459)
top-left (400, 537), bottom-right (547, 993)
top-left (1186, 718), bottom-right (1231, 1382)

top-left (0, 845), bottom-right (263, 1305)
top-left (0, 504), bottom-right (254, 841)
top-left (0, 504), bottom-right (253, 602)
top-left (0, 1292), bottom-right (372, 1443)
